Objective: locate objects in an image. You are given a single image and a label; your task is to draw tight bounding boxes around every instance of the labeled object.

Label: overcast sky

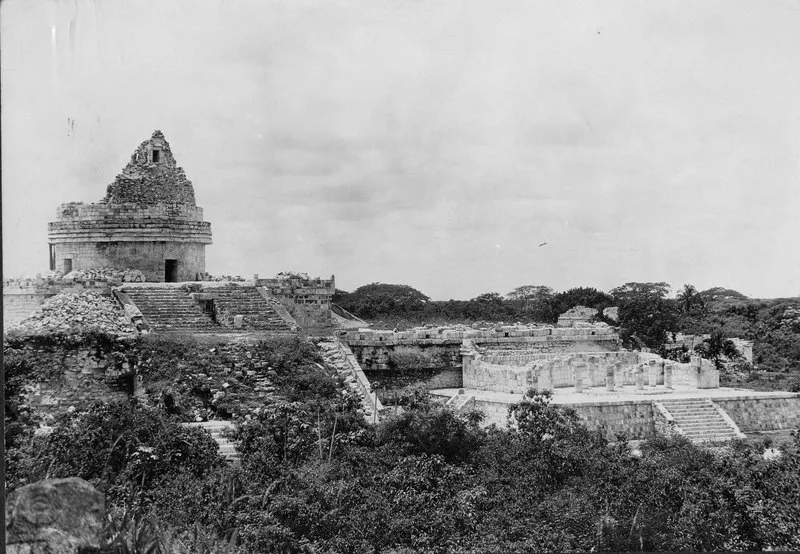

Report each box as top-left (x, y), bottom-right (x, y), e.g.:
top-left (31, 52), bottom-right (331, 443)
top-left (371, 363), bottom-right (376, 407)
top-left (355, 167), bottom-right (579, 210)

top-left (2, 0), bottom-right (799, 300)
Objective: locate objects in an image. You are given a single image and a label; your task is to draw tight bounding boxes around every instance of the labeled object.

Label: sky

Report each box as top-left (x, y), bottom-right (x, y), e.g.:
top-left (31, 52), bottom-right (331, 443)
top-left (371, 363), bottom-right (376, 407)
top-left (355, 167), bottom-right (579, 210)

top-left (2, 0), bottom-right (799, 300)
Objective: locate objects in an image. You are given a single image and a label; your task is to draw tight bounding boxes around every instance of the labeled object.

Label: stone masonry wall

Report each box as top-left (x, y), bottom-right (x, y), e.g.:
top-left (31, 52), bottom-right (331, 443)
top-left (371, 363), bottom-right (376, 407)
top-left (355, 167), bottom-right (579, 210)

top-left (715, 394), bottom-right (800, 433)
top-left (257, 276), bottom-right (335, 333)
top-left (3, 293), bottom-right (49, 329)
top-left (568, 401), bottom-right (656, 441)
top-left (4, 337), bottom-right (136, 419)
top-left (52, 241), bottom-right (206, 283)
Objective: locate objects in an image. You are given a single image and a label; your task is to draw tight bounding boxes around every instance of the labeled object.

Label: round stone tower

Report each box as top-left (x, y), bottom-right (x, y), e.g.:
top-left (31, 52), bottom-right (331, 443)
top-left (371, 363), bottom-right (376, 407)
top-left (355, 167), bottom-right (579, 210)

top-left (47, 130), bottom-right (212, 282)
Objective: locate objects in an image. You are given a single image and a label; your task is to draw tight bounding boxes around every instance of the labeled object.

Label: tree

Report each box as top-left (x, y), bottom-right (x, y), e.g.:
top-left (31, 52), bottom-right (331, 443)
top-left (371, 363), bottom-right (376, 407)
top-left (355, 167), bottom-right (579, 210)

top-left (699, 287), bottom-right (749, 302)
top-left (333, 283), bottom-right (430, 319)
top-left (610, 282), bottom-right (678, 350)
top-left (506, 285), bottom-right (555, 302)
top-left (694, 329), bottom-right (742, 369)
top-left (677, 284), bottom-right (704, 315)
top-left (506, 285), bottom-right (558, 323)
top-left (549, 287), bottom-right (614, 323)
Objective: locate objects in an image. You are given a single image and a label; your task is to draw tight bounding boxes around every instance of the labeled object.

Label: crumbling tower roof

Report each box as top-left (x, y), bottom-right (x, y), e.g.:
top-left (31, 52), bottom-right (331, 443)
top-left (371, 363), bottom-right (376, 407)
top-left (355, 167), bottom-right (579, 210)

top-left (101, 130), bottom-right (197, 205)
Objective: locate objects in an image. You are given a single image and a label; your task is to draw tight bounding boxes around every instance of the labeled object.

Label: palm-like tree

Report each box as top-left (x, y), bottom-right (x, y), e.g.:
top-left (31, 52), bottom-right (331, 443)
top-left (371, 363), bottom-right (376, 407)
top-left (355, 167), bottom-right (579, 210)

top-left (677, 284), bottom-right (702, 314)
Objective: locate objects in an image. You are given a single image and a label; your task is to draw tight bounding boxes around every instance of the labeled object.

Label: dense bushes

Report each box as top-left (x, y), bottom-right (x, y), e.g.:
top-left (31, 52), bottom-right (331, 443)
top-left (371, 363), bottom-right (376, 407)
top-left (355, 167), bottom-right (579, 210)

top-left (6, 328), bottom-right (800, 551)
top-left (6, 381), bottom-right (800, 552)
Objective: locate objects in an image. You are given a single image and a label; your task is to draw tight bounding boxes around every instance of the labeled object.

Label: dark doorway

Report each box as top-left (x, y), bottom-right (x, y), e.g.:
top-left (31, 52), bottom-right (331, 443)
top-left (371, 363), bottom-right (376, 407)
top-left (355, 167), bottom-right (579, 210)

top-left (63, 259), bottom-right (73, 273)
top-left (165, 259), bottom-right (178, 282)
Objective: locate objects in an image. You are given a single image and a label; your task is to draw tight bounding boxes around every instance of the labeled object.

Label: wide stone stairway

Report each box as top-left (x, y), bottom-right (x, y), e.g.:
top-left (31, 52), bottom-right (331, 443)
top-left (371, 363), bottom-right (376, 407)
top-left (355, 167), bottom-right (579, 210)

top-left (658, 398), bottom-right (743, 443)
top-left (209, 285), bottom-right (293, 332)
top-left (123, 286), bottom-right (224, 333)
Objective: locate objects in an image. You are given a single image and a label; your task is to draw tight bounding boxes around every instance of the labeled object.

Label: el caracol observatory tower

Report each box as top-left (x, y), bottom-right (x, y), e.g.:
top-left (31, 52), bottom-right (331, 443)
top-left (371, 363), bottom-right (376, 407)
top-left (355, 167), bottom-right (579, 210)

top-left (47, 130), bottom-right (212, 282)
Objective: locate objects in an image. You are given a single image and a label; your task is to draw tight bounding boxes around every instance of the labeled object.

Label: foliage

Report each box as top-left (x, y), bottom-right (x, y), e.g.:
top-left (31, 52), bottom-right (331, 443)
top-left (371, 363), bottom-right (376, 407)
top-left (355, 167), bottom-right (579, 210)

top-left (694, 329), bottom-right (742, 369)
top-left (611, 282), bottom-right (679, 350)
top-left (7, 401), bottom-right (224, 505)
top-left (333, 282), bottom-right (431, 319)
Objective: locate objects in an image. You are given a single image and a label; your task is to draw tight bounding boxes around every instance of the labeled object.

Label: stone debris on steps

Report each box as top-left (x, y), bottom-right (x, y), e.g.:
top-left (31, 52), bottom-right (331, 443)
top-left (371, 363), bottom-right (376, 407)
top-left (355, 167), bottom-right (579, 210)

top-left (12, 292), bottom-right (135, 336)
top-left (317, 339), bottom-right (380, 421)
top-left (183, 420), bottom-right (239, 463)
top-left (122, 286), bottom-right (224, 333)
top-left (658, 398), bottom-right (743, 442)
top-left (63, 267), bottom-right (146, 282)
top-left (210, 285), bottom-right (293, 331)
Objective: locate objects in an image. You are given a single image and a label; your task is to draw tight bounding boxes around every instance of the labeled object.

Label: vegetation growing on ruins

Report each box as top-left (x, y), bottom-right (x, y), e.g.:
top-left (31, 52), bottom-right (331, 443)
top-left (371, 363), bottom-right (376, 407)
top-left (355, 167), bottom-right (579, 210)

top-left (335, 282), bottom-right (800, 389)
top-left (6, 349), bottom-right (800, 552)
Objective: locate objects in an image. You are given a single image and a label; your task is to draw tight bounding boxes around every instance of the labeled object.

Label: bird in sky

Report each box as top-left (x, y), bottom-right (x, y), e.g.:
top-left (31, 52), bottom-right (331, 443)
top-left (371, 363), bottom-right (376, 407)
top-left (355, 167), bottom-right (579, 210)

top-left (538, 242), bottom-right (548, 247)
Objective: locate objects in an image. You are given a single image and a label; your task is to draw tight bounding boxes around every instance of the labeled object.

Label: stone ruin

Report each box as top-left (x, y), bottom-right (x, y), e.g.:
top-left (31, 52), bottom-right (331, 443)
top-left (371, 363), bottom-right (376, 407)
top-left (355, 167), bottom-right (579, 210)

top-left (47, 130), bottom-right (212, 283)
top-left (461, 340), bottom-right (720, 395)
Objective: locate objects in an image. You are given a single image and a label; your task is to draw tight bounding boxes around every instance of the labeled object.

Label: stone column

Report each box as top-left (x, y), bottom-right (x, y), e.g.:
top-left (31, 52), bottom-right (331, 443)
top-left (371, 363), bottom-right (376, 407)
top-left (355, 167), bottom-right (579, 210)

top-left (648, 359), bottom-right (659, 387)
top-left (605, 363), bottom-right (615, 392)
top-left (690, 356), bottom-right (702, 389)
top-left (635, 365), bottom-right (644, 391)
top-left (537, 363), bottom-right (553, 393)
top-left (574, 362), bottom-right (586, 393)
top-left (613, 362), bottom-right (625, 390)
top-left (664, 362), bottom-right (673, 389)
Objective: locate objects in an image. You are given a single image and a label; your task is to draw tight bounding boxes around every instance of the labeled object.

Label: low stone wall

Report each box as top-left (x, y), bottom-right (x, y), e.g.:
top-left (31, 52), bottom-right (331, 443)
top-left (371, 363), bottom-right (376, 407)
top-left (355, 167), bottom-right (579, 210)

top-left (470, 398), bottom-right (657, 437)
top-left (3, 293), bottom-right (49, 329)
top-left (714, 394), bottom-right (800, 433)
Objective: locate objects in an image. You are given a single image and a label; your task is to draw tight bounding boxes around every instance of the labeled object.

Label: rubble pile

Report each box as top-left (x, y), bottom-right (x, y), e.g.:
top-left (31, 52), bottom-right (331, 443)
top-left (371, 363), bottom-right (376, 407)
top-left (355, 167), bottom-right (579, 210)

top-left (205, 273), bottom-right (246, 282)
top-left (14, 292), bottom-right (135, 336)
top-left (63, 268), bottom-right (146, 282)
top-left (100, 130), bottom-right (197, 206)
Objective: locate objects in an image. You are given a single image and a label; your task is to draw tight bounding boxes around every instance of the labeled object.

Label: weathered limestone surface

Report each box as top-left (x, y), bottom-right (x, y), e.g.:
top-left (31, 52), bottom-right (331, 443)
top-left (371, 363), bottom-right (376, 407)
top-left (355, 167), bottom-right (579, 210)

top-left (257, 275), bottom-right (335, 333)
top-left (345, 325), bottom-right (620, 371)
top-left (714, 394), bottom-right (800, 432)
top-left (101, 129), bottom-right (195, 205)
top-left (5, 477), bottom-right (104, 554)
top-left (47, 131), bottom-right (212, 282)
top-left (4, 336), bottom-right (135, 418)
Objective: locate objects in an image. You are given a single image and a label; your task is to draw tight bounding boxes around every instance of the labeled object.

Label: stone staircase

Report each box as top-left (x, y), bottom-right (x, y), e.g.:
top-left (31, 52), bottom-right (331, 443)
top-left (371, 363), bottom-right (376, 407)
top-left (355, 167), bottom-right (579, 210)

top-left (183, 420), bottom-right (239, 464)
top-left (123, 286), bottom-right (223, 333)
top-left (658, 398), bottom-right (744, 443)
top-left (209, 285), bottom-right (293, 332)
top-left (317, 339), bottom-right (380, 422)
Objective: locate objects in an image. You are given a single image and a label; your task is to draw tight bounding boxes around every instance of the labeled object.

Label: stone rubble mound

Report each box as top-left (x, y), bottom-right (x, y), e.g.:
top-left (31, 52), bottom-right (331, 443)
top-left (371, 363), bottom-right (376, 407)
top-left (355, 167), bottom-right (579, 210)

top-left (205, 273), bottom-right (246, 282)
top-left (14, 292), bottom-right (135, 336)
top-left (63, 267), bottom-right (146, 282)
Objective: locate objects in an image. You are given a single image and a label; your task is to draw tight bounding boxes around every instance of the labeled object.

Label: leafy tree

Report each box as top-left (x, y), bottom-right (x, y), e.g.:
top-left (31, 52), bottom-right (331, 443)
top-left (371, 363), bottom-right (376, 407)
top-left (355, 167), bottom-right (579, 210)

top-left (695, 329), bottom-right (742, 369)
top-left (699, 287), bottom-right (749, 302)
top-left (611, 282), bottom-right (678, 350)
top-left (677, 283), bottom-right (704, 314)
top-left (506, 285), bottom-right (555, 302)
top-left (333, 283), bottom-right (430, 319)
top-left (549, 287), bottom-right (614, 322)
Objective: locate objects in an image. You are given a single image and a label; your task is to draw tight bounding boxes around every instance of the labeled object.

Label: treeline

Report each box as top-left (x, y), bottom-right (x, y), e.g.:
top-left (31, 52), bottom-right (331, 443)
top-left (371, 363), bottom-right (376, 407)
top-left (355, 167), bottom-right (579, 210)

top-left (5, 335), bottom-right (800, 552)
top-left (335, 282), bottom-right (800, 381)
top-left (332, 283), bottom-right (615, 326)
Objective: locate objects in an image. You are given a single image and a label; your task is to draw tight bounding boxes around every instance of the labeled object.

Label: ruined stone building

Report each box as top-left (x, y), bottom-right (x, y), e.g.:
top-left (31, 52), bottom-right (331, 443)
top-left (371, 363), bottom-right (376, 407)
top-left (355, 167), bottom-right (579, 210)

top-left (47, 131), bottom-right (212, 282)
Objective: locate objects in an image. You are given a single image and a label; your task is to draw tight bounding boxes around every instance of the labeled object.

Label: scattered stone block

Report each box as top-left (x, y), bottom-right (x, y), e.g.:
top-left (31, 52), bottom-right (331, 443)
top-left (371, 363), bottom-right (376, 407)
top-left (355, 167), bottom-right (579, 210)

top-left (5, 477), bottom-right (104, 554)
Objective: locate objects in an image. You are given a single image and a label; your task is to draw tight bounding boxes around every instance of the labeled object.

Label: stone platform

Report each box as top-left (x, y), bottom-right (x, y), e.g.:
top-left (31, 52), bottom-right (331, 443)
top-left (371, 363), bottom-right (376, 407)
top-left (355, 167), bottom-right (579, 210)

top-left (432, 386), bottom-right (800, 442)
